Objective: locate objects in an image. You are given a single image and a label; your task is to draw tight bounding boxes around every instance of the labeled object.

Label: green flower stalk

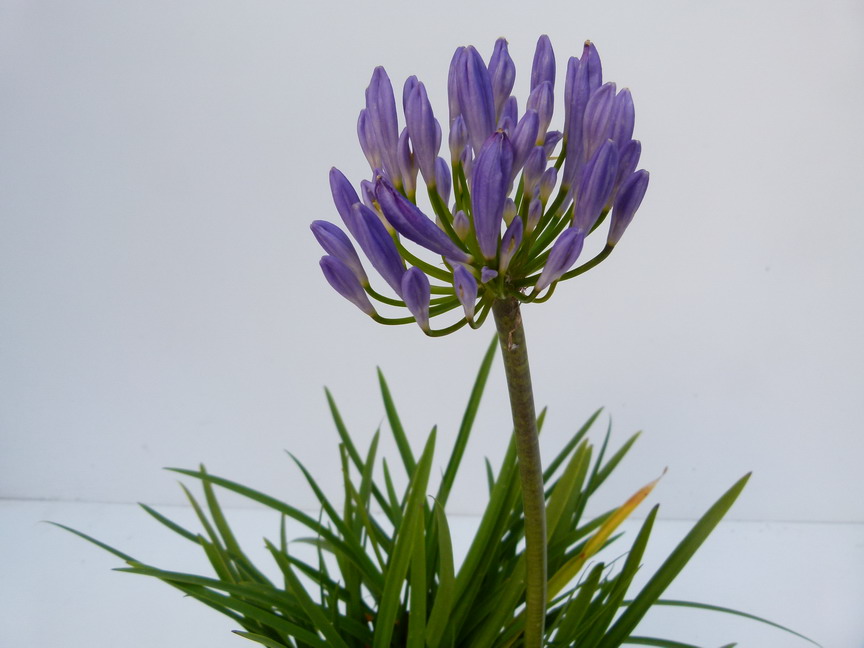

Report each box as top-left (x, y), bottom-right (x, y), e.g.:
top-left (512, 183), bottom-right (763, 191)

top-left (313, 35), bottom-right (650, 647)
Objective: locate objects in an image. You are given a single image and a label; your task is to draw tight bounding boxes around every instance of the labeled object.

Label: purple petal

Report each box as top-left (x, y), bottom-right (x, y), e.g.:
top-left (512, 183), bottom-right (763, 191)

top-left (401, 266), bottom-right (431, 330)
top-left (311, 220), bottom-right (368, 285)
top-left (527, 81), bottom-right (554, 144)
top-left (497, 95), bottom-right (518, 132)
top-left (457, 46), bottom-right (497, 155)
top-left (329, 167), bottom-right (363, 237)
top-left (405, 82), bottom-right (440, 185)
top-left (453, 264), bottom-right (478, 320)
top-left (449, 115), bottom-right (469, 163)
top-left (509, 109), bottom-right (540, 186)
top-left (480, 267), bottom-right (498, 283)
top-left (351, 203), bottom-right (406, 297)
top-left (435, 156), bottom-right (451, 205)
top-left (582, 82), bottom-right (617, 164)
top-left (488, 38), bottom-right (516, 121)
top-left (365, 67), bottom-right (401, 184)
top-left (470, 131), bottom-right (514, 260)
top-left (535, 227), bottom-right (586, 292)
top-left (608, 170), bottom-right (649, 245)
top-left (453, 209), bottom-right (470, 239)
top-left (397, 128), bottom-right (417, 199)
top-left (522, 146), bottom-right (547, 197)
top-left (562, 56), bottom-right (589, 187)
top-left (539, 166), bottom-right (558, 203)
top-left (320, 255), bottom-right (375, 315)
top-left (402, 75), bottom-right (419, 115)
top-left (608, 138), bottom-right (641, 207)
top-left (610, 88), bottom-right (635, 147)
top-left (526, 197), bottom-right (543, 232)
top-left (542, 130), bottom-right (563, 158)
top-left (357, 109), bottom-right (382, 171)
top-left (530, 35), bottom-right (556, 92)
top-left (499, 216), bottom-right (523, 273)
top-left (447, 47), bottom-right (466, 125)
top-left (573, 140), bottom-right (619, 233)
top-left (375, 176), bottom-right (471, 262)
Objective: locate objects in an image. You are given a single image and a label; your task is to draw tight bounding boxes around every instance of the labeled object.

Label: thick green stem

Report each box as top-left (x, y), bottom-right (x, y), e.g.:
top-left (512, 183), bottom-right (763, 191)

top-left (492, 298), bottom-right (546, 648)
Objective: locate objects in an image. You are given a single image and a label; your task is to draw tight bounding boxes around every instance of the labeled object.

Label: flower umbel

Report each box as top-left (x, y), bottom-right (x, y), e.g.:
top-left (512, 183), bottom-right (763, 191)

top-left (314, 36), bottom-right (650, 334)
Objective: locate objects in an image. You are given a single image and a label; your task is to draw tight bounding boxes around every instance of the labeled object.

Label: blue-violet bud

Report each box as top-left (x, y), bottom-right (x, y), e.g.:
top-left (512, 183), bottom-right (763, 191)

top-left (527, 81), bottom-right (554, 144)
top-left (573, 140), bottom-right (619, 233)
top-left (352, 203), bottom-right (406, 297)
top-left (453, 209), bottom-right (470, 239)
top-left (375, 177), bottom-right (471, 262)
top-left (530, 35), bottom-right (555, 92)
top-left (449, 115), bottom-right (469, 163)
top-left (488, 38), bottom-right (516, 121)
top-left (453, 264), bottom-right (478, 320)
top-left (470, 131), bottom-right (514, 259)
top-left (535, 227), bottom-right (586, 292)
top-left (457, 46), bottom-right (497, 155)
top-left (608, 169), bottom-right (649, 246)
top-left (311, 220), bottom-right (368, 285)
top-left (405, 81), bottom-right (440, 185)
top-left (320, 255), bottom-right (375, 315)
top-left (401, 266), bottom-right (431, 330)
top-left (499, 216), bottom-right (523, 273)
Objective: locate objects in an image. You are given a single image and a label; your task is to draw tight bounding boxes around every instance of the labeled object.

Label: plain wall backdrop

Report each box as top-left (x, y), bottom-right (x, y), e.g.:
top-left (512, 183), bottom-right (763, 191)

top-left (2, 0), bottom-right (863, 526)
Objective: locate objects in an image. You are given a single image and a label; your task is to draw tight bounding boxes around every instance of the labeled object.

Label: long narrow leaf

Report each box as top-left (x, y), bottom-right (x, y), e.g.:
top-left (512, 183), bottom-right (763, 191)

top-left (378, 367), bottom-right (416, 474)
top-left (597, 473), bottom-right (751, 648)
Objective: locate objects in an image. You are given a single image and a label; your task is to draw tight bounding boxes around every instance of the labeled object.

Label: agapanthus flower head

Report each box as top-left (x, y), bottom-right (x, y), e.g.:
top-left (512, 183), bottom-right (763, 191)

top-left (314, 36), bottom-right (649, 335)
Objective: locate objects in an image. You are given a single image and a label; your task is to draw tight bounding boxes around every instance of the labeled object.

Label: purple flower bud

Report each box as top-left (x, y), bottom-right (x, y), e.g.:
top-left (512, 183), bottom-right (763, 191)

top-left (460, 146), bottom-right (473, 182)
top-left (435, 156), bottom-right (452, 205)
top-left (453, 209), bottom-right (470, 239)
top-left (352, 203), bottom-right (405, 297)
top-left (531, 35), bottom-right (555, 92)
top-left (405, 81), bottom-right (440, 186)
top-left (499, 216), bottom-right (523, 273)
top-left (488, 38), bottom-right (516, 121)
top-left (402, 75), bottom-right (419, 115)
top-left (375, 177), bottom-right (471, 262)
top-left (526, 197), bottom-right (543, 232)
top-left (401, 266), bottom-right (431, 330)
top-left (398, 128), bottom-right (417, 198)
top-left (509, 109), bottom-right (540, 185)
top-left (359, 178), bottom-right (379, 211)
top-left (357, 109), bottom-right (382, 171)
top-left (562, 56), bottom-right (589, 187)
top-left (608, 138), bottom-right (641, 207)
top-left (522, 146), bottom-right (547, 197)
top-left (481, 267), bottom-right (498, 283)
top-left (582, 41), bottom-right (603, 92)
top-left (610, 88), bottom-right (635, 147)
top-left (543, 130), bottom-right (563, 158)
top-left (365, 67), bottom-right (401, 183)
top-left (470, 131), bottom-right (514, 260)
top-left (498, 95), bottom-right (518, 132)
top-left (535, 227), bottom-right (586, 292)
top-left (457, 46), bottom-right (496, 155)
top-left (449, 115), bottom-right (469, 163)
top-left (447, 47), bottom-right (466, 125)
top-left (311, 220), bottom-right (368, 285)
top-left (582, 82), bottom-right (617, 164)
top-left (539, 166), bottom-right (558, 203)
top-left (453, 264), bottom-right (478, 320)
top-left (608, 170), bottom-right (649, 245)
top-left (330, 167), bottom-right (363, 236)
top-left (320, 255), bottom-right (375, 315)
top-left (527, 81), bottom-right (554, 144)
top-left (503, 197), bottom-right (517, 226)
top-left (573, 140), bottom-right (619, 233)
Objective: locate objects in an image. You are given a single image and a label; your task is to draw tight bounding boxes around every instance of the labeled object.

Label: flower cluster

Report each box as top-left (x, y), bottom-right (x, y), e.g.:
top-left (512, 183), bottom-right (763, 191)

top-left (313, 36), bottom-right (649, 335)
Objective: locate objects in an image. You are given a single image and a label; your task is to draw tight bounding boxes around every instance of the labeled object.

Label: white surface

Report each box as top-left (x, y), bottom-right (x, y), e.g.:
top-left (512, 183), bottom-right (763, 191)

top-left (3, 499), bottom-right (861, 648)
top-left (1, 0), bottom-right (863, 575)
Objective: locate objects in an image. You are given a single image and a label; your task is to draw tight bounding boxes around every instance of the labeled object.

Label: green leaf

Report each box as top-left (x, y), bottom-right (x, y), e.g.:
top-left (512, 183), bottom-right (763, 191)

top-left (425, 500), bottom-right (456, 647)
top-left (373, 429), bottom-right (436, 648)
top-left (596, 473), bottom-right (751, 648)
top-left (436, 336), bottom-right (497, 506)
top-left (549, 561), bottom-right (606, 643)
top-left (166, 467), bottom-right (384, 596)
top-left (378, 367), bottom-right (417, 475)
top-left (232, 630), bottom-right (291, 648)
top-left (621, 638), bottom-right (705, 648)
top-left (48, 522), bottom-right (137, 563)
top-left (264, 540), bottom-right (351, 648)
top-left (641, 600), bottom-right (820, 647)
top-left (138, 503), bottom-right (198, 543)
top-left (543, 408), bottom-right (603, 482)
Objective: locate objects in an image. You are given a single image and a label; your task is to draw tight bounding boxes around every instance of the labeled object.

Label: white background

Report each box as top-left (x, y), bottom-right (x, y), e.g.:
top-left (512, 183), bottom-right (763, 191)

top-left (2, 0), bottom-right (863, 646)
